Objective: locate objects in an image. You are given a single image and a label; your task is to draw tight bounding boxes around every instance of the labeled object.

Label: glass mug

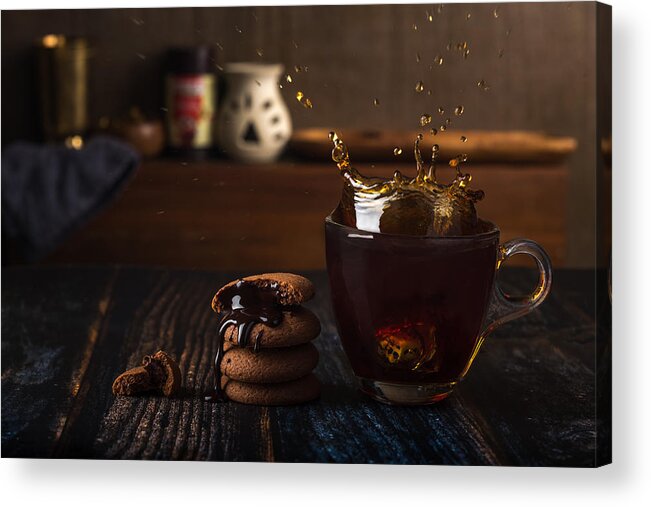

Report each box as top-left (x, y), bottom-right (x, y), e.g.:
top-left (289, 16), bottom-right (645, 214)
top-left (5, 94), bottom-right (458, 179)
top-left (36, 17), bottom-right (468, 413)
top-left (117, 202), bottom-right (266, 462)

top-left (325, 213), bottom-right (552, 405)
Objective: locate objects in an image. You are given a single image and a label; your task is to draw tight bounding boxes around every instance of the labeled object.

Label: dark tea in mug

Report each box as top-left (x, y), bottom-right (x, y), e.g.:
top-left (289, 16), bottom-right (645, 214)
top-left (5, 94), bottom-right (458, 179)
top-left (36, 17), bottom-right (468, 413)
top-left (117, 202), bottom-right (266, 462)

top-left (326, 211), bottom-right (500, 401)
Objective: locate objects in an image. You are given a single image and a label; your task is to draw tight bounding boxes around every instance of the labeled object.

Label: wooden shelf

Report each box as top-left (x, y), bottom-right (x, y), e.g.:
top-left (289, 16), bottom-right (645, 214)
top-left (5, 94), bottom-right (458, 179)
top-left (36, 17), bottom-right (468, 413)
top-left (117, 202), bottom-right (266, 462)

top-left (45, 158), bottom-right (568, 270)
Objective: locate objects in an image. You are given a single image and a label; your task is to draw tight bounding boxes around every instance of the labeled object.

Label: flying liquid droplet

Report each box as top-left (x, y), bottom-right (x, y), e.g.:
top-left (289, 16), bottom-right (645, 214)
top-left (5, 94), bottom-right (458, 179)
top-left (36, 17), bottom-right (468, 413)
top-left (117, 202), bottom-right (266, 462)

top-left (427, 90), bottom-right (432, 96)
top-left (440, 125), bottom-right (447, 132)
top-left (373, 98), bottom-right (380, 106)
top-left (294, 65), bottom-right (304, 73)
top-left (464, 49), bottom-right (470, 59)
top-left (256, 49), bottom-right (264, 57)
top-left (437, 4), bottom-right (443, 14)
top-left (434, 55), bottom-right (444, 65)
top-left (438, 106), bottom-right (444, 115)
top-left (430, 128), bottom-right (438, 135)
top-left (296, 91), bottom-right (313, 109)
top-left (416, 52), bottom-right (421, 63)
top-left (131, 18), bottom-right (145, 26)
top-left (446, 43), bottom-right (452, 51)
top-left (429, 145), bottom-right (440, 177)
top-left (413, 23), bottom-right (418, 31)
top-left (286, 74), bottom-right (293, 83)
top-left (415, 81), bottom-right (425, 93)
top-left (215, 42), bottom-right (224, 51)
top-left (445, 118), bottom-right (452, 126)
top-left (466, 13), bottom-right (471, 20)
top-left (449, 158), bottom-right (459, 168)
top-left (460, 135), bottom-right (467, 142)
top-left (235, 25), bottom-right (243, 34)
top-left (498, 49), bottom-right (504, 58)
top-left (292, 40), bottom-right (299, 49)
top-left (427, 12), bottom-right (433, 22)
top-left (420, 114), bottom-right (432, 126)
top-left (477, 79), bottom-right (490, 91)
top-left (455, 105), bottom-right (464, 116)
top-left (393, 147), bottom-right (403, 156)
top-left (506, 28), bottom-right (512, 37)
top-left (66, 135), bottom-right (83, 150)
top-left (493, 9), bottom-right (499, 18)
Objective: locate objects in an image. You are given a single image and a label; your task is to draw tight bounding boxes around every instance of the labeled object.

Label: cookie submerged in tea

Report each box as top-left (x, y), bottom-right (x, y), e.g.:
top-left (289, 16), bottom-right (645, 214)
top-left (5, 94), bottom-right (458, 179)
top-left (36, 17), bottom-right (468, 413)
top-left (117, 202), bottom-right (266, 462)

top-left (329, 132), bottom-right (488, 236)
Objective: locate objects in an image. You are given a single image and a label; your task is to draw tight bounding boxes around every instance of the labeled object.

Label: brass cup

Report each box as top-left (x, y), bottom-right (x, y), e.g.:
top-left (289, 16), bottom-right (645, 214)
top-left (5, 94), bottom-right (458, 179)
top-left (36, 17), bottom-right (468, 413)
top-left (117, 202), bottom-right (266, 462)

top-left (36, 34), bottom-right (91, 144)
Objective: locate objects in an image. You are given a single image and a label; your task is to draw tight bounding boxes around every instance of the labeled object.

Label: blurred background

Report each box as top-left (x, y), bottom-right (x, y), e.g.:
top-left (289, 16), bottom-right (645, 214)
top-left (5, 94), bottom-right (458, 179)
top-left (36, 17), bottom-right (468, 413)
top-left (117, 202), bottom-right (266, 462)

top-left (1, 2), bottom-right (611, 271)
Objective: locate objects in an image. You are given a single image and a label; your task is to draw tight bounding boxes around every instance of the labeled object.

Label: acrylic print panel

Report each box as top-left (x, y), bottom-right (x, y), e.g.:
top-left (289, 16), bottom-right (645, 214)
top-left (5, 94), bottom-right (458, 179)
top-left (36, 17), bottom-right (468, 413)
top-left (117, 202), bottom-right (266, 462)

top-left (1, 1), bottom-right (611, 466)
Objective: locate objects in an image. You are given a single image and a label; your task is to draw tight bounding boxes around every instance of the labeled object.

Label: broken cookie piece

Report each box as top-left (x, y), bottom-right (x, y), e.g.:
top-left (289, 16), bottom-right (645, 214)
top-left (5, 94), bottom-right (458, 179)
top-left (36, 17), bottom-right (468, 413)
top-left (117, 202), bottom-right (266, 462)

top-left (112, 350), bottom-right (182, 397)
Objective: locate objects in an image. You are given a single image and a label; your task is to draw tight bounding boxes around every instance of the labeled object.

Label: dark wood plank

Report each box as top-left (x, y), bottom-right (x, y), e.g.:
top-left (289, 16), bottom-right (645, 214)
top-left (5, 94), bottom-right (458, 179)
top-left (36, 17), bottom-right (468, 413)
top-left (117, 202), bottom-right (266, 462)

top-left (2, 266), bottom-right (604, 465)
top-left (1, 266), bottom-right (114, 457)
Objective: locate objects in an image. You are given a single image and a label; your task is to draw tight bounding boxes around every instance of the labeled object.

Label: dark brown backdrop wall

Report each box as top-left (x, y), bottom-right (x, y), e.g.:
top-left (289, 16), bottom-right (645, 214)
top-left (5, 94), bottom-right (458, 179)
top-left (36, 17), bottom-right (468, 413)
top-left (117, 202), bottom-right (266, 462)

top-left (1, 2), bottom-right (601, 267)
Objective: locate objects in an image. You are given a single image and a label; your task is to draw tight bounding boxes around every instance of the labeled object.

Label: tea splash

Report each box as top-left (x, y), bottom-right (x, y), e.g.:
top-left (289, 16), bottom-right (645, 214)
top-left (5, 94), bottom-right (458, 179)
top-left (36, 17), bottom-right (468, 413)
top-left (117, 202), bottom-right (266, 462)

top-left (329, 132), bottom-right (488, 236)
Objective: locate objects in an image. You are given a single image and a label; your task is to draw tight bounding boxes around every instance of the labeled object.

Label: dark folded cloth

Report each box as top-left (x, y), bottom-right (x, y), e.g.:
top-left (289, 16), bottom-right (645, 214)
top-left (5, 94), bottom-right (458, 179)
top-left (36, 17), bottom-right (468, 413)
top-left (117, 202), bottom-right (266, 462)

top-left (2, 136), bottom-right (139, 261)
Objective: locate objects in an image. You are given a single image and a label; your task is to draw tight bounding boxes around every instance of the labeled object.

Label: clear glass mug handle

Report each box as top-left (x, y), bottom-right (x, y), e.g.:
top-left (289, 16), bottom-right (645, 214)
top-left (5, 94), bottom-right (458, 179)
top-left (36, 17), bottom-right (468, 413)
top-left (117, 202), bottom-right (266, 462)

top-left (481, 238), bottom-right (553, 338)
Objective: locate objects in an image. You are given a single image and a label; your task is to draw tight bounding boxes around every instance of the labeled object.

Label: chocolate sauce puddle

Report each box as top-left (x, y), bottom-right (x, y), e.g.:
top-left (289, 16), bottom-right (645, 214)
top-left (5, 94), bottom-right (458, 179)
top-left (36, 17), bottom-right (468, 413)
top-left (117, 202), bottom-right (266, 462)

top-left (205, 280), bottom-right (283, 402)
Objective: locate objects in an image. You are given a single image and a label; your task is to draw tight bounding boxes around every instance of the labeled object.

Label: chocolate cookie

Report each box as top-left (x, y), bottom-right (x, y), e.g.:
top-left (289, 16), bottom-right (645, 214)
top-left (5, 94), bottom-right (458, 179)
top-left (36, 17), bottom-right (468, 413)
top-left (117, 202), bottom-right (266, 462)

top-left (112, 350), bottom-right (182, 397)
top-left (221, 342), bottom-right (319, 383)
top-left (212, 272), bottom-right (314, 313)
top-left (222, 374), bottom-right (321, 406)
top-left (223, 305), bottom-right (321, 348)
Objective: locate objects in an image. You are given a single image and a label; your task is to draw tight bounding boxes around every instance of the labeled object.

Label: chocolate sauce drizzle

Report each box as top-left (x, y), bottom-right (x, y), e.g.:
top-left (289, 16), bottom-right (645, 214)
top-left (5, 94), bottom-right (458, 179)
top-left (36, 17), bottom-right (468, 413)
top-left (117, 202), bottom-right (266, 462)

top-left (205, 280), bottom-right (283, 402)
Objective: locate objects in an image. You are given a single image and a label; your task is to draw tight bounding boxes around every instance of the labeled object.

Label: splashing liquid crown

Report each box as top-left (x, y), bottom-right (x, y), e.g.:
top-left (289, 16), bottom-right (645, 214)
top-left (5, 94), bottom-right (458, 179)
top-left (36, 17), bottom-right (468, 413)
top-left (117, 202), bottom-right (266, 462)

top-left (329, 132), bottom-right (487, 236)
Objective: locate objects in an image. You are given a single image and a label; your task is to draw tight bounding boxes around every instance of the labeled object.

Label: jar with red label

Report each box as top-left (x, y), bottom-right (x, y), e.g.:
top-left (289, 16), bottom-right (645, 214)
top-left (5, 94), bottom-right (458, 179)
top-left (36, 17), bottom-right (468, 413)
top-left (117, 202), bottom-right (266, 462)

top-left (165, 46), bottom-right (215, 157)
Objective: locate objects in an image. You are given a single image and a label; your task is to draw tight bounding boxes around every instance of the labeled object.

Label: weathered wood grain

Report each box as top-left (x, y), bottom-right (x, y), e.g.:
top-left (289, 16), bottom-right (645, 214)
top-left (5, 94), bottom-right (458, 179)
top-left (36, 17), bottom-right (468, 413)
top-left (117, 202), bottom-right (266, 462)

top-left (1, 266), bottom-right (609, 465)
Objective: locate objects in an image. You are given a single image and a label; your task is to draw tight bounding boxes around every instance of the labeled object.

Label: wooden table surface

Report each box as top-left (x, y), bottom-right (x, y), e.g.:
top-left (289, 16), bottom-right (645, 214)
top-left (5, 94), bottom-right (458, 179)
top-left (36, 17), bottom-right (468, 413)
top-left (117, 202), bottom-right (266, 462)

top-left (1, 266), bottom-right (610, 466)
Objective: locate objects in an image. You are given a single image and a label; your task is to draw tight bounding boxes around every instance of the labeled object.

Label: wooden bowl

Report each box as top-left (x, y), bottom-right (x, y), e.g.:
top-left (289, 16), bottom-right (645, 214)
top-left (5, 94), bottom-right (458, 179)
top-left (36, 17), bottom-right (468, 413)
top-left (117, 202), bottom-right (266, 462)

top-left (120, 119), bottom-right (166, 159)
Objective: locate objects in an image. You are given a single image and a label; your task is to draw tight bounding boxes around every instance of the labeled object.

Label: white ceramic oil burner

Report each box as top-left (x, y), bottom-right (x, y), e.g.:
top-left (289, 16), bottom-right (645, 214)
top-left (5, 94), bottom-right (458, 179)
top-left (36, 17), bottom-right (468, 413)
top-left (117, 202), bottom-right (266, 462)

top-left (217, 63), bottom-right (292, 163)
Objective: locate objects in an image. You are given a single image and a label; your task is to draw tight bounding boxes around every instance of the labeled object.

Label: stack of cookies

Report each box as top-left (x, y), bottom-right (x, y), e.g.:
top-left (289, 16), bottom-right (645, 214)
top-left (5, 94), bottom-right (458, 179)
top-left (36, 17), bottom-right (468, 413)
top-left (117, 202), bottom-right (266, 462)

top-left (211, 273), bottom-right (321, 405)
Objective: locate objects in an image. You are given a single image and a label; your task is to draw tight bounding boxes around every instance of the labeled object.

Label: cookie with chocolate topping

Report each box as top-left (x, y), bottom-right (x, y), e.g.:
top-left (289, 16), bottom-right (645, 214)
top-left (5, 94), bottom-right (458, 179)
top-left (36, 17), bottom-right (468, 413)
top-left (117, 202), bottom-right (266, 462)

top-left (205, 272), bottom-right (321, 404)
top-left (222, 306), bottom-right (320, 348)
top-left (212, 272), bottom-right (314, 313)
